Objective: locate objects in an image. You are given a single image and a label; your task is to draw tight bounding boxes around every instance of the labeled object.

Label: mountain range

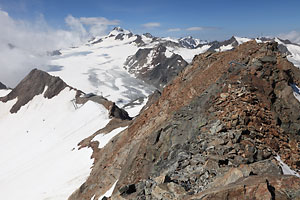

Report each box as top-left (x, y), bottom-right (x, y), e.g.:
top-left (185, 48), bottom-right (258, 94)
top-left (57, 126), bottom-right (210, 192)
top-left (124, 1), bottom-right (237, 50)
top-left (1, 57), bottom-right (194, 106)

top-left (0, 27), bottom-right (300, 200)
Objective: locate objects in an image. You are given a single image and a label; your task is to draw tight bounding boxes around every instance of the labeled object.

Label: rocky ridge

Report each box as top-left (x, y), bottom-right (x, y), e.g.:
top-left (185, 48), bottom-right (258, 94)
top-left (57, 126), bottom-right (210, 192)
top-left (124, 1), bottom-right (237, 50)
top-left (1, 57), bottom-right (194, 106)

top-left (69, 41), bottom-right (300, 200)
top-left (0, 69), bottom-right (130, 119)
top-left (0, 69), bottom-right (71, 113)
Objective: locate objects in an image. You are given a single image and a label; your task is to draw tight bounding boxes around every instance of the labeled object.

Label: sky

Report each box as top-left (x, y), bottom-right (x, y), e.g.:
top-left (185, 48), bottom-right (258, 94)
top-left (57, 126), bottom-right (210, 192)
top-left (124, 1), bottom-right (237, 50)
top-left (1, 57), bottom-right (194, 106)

top-left (1, 0), bottom-right (300, 40)
top-left (0, 0), bottom-right (300, 87)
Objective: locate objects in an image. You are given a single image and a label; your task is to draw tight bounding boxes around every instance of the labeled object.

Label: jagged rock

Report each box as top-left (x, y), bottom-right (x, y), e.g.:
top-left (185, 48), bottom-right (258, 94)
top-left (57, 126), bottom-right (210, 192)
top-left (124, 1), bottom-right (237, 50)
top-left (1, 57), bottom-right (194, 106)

top-left (207, 36), bottom-right (239, 52)
top-left (179, 36), bottom-right (203, 49)
top-left (0, 69), bottom-right (71, 113)
top-left (193, 175), bottom-right (300, 200)
top-left (0, 81), bottom-right (7, 89)
top-left (124, 44), bottom-right (188, 89)
top-left (47, 50), bottom-right (62, 56)
top-left (76, 95), bottom-right (132, 121)
top-left (109, 103), bottom-right (132, 120)
top-left (140, 89), bottom-right (161, 113)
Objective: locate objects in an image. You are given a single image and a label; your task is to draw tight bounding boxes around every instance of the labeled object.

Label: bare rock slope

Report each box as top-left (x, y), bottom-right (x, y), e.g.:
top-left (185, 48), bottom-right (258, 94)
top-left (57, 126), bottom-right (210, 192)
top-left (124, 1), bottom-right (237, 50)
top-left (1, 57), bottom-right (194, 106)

top-left (70, 41), bottom-right (300, 200)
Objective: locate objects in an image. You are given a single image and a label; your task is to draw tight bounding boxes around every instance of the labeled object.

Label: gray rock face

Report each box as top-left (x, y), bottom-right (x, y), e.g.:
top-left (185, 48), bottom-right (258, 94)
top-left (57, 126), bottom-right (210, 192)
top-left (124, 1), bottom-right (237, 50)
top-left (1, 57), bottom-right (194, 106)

top-left (124, 44), bottom-right (188, 89)
top-left (207, 36), bottom-right (239, 52)
top-left (179, 36), bottom-right (205, 49)
top-left (0, 69), bottom-right (72, 113)
top-left (0, 81), bottom-right (7, 89)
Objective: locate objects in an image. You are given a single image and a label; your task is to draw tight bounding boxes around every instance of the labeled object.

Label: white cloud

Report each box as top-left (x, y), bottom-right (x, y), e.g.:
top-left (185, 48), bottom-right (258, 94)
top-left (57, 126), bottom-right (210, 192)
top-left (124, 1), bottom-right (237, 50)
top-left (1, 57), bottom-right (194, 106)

top-left (186, 27), bottom-right (205, 31)
top-left (167, 28), bottom-right (181, 32)
top-left (142, 22), bottom-right (161, 28)
top-left (79, 17), bottom-right (119, 25)
top-left (77, 16), bottom-right (120, 36)
top-left (0, 10), bottom-right (119, 87)
top-left (279, 30), bottom-right (300, 44)
top-left (186, 26), bottom-right (218, 32)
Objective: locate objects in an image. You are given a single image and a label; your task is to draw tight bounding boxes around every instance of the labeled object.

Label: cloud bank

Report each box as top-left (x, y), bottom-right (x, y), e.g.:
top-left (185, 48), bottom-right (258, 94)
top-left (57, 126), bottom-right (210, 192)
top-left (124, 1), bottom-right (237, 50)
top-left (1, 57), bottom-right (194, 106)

top-left (167, 28), bottom-right (181, 32)
top-left (279, 30), bottom-right (300, 44)
top-left (0, 10), bottom-right (119, 87)
top-left (142, 22), bottom-right (161, 28)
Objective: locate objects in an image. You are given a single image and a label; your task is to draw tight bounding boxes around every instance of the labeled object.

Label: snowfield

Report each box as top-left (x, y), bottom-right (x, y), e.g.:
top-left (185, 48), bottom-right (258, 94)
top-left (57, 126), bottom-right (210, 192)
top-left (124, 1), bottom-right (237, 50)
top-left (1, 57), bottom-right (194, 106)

top-left (0, 87), bottom-right (111, 200)
top-left (50, 32), bottom-right (154, 109)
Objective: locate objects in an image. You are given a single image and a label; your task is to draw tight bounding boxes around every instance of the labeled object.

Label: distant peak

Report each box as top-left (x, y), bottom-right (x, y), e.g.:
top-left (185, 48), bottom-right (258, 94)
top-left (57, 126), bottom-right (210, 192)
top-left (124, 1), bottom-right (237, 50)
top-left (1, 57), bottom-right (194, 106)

top-left (109, 27), bottom-right (131, 36)
top-left (0, 69), bottom-right (73, 113)
top-left (143, 33), bottom-right (153, 38)
top-left (113, 26), bottom-right (124, 32)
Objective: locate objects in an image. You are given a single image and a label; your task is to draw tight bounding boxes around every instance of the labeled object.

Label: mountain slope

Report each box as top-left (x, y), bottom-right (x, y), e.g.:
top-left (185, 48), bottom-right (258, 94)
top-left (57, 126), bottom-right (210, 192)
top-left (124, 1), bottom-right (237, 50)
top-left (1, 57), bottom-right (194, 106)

top-left (0, 69), bottom-right (131, 200)
top-left (49, 28), bottom-right (155, 115)
top-left (69, 41), bottom-right (300, 200)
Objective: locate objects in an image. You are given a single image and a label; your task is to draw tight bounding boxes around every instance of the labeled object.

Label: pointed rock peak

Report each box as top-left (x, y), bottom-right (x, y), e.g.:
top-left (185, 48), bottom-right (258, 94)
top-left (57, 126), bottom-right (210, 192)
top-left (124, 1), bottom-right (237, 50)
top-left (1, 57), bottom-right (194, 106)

top-left (113, 26), bottom-right (124, 32)
top-left (233, 36), bottom-right (252, 45)
top-left (179, 36), bottom-right (202, 49)
top-left (0, 69), bottom-right (74, 113)
top-left (109, 26), bottom-right (131, 36)
top-left (0, 81), bottom-right (7, 89)
top-left (143, 33), bottom-right (153, 38)
top-left (154, 43), bottom-right (167, 52)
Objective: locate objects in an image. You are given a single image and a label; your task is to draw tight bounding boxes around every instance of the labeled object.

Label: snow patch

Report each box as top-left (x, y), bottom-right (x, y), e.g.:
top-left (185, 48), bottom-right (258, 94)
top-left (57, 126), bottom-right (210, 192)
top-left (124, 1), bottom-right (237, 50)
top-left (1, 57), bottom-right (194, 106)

top-left (234, 36), bottom-right (251, 45)
top-left (291, 84), bottom-right (300, 102)
top-left (275, 155), bottom-right (300, 177)
top-left (93, 126), bottom-right (127, 148)
top-left (98, 180), bottom-right (118, 200)
top-left (169, 45), bottom-right (211, 63)
top-left (285, 43), bottom-right (300, 67)
top-left (216, 44), bottom-right (234, 52)
top-left (0, 89), bottom-right (11, 97)
top-left (165, 49), bottom-right (173, 58)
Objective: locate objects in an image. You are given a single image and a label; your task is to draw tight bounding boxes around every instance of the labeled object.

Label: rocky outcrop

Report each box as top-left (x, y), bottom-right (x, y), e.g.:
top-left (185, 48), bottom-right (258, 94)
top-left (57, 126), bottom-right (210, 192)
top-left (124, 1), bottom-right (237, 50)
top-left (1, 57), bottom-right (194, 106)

top-left (124, 44), bottom-right (188, 89)
top-left (179, 36), bottom-right (205, 49)
top-left (69, 41), bottom-right (300, 200)
top-left (0, 69), bottom-right (72, 113)
top-left (193, 175), bottom-right (300, 200)
top-left (207, 36), bottom-right (239, 52)
top-left (76, 94), bottom-right (132, 121)
top-left (0, 81), bottom-right (7, 89)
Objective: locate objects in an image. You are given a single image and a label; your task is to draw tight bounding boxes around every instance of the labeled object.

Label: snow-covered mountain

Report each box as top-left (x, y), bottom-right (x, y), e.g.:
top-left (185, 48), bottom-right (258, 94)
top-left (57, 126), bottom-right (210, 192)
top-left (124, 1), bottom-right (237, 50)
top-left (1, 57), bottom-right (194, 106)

top-left (124, 44), bottom-right (188, 89)
top-left (0, 70), bottom-right (107, 199)
top-left (1, 27), bottom-right (300, 200)
top-left (0, 69), bottom-right (133, 200)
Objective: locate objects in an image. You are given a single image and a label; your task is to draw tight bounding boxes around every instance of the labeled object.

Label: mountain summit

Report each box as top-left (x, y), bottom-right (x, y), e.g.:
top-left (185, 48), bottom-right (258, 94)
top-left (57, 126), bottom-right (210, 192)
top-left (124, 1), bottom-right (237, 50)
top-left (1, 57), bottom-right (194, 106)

top-left (0, 69), bottom-right (72, 113)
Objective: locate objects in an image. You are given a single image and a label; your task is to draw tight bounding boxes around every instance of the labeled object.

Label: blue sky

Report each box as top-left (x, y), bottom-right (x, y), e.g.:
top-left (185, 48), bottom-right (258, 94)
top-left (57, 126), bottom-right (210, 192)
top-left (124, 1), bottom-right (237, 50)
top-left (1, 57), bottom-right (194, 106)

top-left (1, 0), bottom-right (300, 40)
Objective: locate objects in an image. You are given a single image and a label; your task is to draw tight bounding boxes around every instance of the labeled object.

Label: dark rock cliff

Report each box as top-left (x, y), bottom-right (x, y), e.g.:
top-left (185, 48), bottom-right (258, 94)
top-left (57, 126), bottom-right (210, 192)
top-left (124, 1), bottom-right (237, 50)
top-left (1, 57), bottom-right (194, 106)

top-left (0, 81), bottom-right (7, 89)
top-left (0, 69), bottom-right (71, 113)
top-left (124, 44), bottom-right (188, 90)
